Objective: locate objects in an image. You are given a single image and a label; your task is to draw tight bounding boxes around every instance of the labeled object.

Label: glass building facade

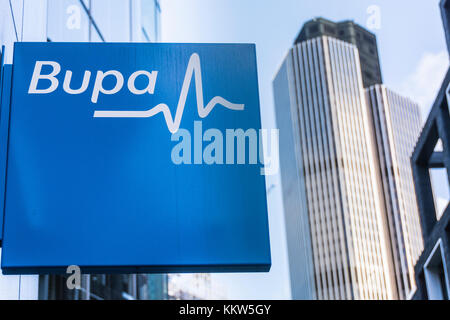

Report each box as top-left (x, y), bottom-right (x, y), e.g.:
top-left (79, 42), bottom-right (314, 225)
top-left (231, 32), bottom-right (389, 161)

top-left (0, 0), bottom-right (164, 300)
top-left (46, 0), bottom-right (161, 43)
top-left (168, 274), bottom-right (226, 300)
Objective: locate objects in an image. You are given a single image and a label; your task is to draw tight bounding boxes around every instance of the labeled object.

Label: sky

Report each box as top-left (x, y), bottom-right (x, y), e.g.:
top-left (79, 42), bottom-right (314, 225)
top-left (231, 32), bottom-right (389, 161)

top-left (160, 0), bottom-right (449, 299)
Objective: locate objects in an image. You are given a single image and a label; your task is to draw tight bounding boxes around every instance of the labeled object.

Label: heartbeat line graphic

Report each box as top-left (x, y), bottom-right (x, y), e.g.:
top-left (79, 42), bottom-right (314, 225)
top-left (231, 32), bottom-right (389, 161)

top-left (93, 53), bottom-right (245, 133)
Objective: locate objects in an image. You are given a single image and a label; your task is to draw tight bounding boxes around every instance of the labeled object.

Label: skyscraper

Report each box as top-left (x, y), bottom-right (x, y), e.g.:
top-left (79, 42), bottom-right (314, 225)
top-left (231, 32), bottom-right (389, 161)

top-left (0, 0), bottom-right (164, 300)
top-left (274, 35), bottom-right (395, 299)
top-left (274, 19), bottom-right (424, 299)
top-left (366, 85), bottom-right (424, 299)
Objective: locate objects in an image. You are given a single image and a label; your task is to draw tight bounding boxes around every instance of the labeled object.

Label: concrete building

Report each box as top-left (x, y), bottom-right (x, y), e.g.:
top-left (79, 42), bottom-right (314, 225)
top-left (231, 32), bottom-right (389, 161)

top-left (366, 85), bottom-right (424, 299)
top-left (410, 0), bottom-right (450, 300)
top-left (294, 18), bottom-right (382, 88)
top-left (0, 0), bottom-right (164, 300)
top-left (274, 19), bottom-right (424, 299)
top-left (274, 35), bottom-right (396, 299)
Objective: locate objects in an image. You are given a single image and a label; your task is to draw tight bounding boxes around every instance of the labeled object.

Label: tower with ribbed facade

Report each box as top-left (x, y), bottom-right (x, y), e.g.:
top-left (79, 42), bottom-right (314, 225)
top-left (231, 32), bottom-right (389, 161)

top-left (366, 85), bottom-right (424, 299)
top-left (275, 35), bottom-right (395, 299)
top-left (274, 18), bottom-right (424, 300)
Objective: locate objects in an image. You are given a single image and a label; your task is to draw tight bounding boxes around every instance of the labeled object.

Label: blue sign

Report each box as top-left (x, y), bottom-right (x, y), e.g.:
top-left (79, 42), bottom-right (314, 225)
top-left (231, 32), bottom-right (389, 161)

top-left (0, 46), bottom-right (8, 245)
top-left (1, 43), bottom-right (271, 274)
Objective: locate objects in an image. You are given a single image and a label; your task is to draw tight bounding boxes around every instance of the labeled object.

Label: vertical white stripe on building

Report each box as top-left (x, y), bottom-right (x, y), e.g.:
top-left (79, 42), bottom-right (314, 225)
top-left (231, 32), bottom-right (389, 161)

top-left (366, 85), bottom-right (424, 298)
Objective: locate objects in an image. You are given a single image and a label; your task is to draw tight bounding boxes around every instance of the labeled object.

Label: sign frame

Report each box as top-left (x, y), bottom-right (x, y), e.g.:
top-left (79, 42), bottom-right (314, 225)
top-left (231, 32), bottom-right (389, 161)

top-left (1, 42), bottom-right (271, 275)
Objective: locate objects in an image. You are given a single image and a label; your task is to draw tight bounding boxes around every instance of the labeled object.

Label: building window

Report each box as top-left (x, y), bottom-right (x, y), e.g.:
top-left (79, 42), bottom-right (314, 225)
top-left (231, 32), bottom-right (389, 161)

top-left (141, 0), bottom-right (161, 42)
top-left (47, 0), bottom-right (91, 42)
top-left (324, 25), bottom-right (335, 35)
top-left (90, 0), bottom-right (131, 42)
top-left (47, 0), bottom-right (106, 42)
top-left (429, 166), bottom-right (450, 220)
top-left (308, 25), bottom-right (319, 34)
top-left (429, 140), bottom-right (450, 220)
top-left (364, 71), bottom-right (373, 80)
top-left (363, 34), bottom-right (374, 44)
top-left (424, 239), bottom-right (450, 299)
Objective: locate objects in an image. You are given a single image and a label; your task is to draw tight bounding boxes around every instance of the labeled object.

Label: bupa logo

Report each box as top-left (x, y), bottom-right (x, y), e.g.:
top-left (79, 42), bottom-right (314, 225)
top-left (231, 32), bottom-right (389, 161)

top-left (26, 49), bottom-right (279, 175)
top-left (27, 53), bottom-right (244, 133)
